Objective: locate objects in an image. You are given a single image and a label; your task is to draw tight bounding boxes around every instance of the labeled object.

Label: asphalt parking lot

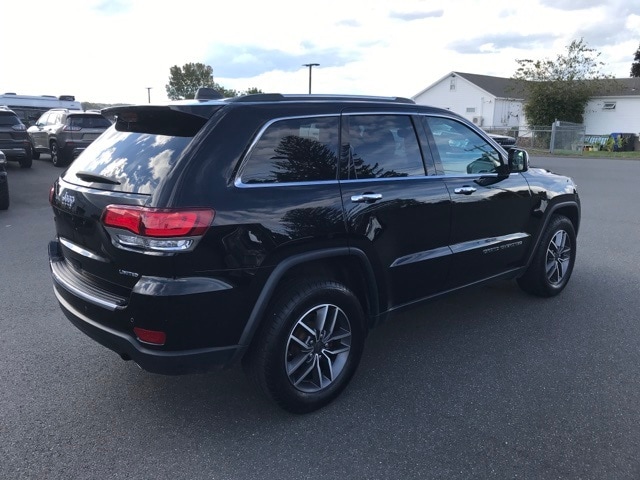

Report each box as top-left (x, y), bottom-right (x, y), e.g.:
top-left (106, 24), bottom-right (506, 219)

top-left (1, 154), bottom-right (640, 479)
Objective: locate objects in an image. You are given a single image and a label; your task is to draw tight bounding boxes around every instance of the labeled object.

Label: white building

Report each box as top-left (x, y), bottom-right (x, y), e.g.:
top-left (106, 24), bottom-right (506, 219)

top-left (412, 72), bottom-right (640, 136)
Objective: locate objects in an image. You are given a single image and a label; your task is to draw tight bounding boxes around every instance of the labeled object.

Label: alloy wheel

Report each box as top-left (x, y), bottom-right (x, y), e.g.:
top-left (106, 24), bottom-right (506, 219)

top-left (546, 230), bottom-right (572, 285)
top-left (285, 303), bottom-right (352, 393)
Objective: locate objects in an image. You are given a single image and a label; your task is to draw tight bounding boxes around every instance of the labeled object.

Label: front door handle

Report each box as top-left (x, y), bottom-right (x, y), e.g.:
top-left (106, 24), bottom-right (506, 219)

top-left (351, 193), bottom-right (383, 203)
top-left (454, 186), bottom-right (477, 195)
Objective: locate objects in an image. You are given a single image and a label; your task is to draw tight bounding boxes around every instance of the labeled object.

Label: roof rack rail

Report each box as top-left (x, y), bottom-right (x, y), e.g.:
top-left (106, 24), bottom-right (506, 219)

top-left (229, 93), bottom-right (416, 104)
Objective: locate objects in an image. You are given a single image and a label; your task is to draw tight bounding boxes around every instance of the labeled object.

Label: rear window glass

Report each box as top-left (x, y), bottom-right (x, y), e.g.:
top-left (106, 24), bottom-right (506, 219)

top-left (67, 115), bottom-right (111, 129)
top-left (63, 127), bottom-right (193, 194)
top-left (0, 112), bottom-right (21, 126)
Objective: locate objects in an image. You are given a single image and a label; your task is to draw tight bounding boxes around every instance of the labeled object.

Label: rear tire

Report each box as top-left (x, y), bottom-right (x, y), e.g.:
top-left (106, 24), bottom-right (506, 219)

top-left (244, 279), bottom-right (366, 414)
top-left (19, 149), bottom-right (32, 169)
top-left (517, 214), bottom-right (576, 297)
top-left (50, 141), bottom-right (66, 167)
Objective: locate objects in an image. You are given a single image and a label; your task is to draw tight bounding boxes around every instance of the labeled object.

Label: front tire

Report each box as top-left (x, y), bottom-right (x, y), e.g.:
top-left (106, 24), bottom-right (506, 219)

top-left (517, 214), bottom-right (576, 297)
top-left (244, 279), bottom-right (366, 414)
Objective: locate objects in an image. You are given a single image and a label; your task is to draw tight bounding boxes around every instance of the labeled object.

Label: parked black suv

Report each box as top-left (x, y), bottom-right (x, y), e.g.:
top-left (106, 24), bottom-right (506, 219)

top-left (0, 106), bottom-right (32, 168)
top-left (48, 91), bottom-right (580, 413)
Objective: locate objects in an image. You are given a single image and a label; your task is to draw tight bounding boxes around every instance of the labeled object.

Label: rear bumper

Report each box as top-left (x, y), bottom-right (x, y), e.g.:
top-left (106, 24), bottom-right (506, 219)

top-left (49, 240), bottom-right (242, 374)
top-left (54, 288), bottom-right (239, 374)
top-left (0, 146), bottom-right (29, 159)
top-left (61, 143), bottom-right (89, 159)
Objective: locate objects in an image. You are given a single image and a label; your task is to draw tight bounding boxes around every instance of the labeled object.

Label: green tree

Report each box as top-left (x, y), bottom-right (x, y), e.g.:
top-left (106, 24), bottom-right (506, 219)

top-left (631, 43), bottom-right (640, 77)
top-left (165, 63), bottom-right (263, 99)
top-left (165, 62), bottom-right (215, 100)
top-left (513, 39), bottom-right (615, 126)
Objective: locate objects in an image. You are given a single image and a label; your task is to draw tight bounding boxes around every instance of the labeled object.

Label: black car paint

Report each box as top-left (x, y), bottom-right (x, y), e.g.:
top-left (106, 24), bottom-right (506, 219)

top-left (48, 96), bottom-right (580, 376)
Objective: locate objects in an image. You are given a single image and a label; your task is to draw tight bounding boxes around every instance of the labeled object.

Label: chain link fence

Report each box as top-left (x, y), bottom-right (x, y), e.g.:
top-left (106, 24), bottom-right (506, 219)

top-left (486, 121), bottom-right (588, 155)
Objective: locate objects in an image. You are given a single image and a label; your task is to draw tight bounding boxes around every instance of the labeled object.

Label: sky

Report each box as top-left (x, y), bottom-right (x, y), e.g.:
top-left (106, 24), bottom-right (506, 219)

top-left (1, 0), bottom-right (639, 105)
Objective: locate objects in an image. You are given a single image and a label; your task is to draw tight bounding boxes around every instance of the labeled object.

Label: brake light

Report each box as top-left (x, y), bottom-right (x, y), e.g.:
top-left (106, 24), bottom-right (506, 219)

top-left (103, 206), bottom-right (214, 237)
top-left (102, 205), bottom-right (215, 253)
top-left (11, 124), bottom-right (26, 131)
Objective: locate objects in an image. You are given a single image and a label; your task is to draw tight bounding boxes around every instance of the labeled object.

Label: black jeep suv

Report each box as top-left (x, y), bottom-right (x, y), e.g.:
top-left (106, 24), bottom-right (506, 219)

top-left (48, 91), bottom-right (580, 413)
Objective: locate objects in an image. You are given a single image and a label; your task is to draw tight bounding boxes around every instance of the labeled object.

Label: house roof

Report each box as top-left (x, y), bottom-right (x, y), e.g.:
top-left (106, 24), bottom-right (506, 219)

top-left (602, 77), bottom-right (640, 97)
top-left (455, 72), bottom-right (640, 98)
top-left (415, 71), bottom-right (640, 100)
top-left (453, 72), bottom-right (525, 99)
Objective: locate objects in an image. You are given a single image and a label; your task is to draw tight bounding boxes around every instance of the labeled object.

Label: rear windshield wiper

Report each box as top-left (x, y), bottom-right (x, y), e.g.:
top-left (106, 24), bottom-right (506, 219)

top-left (75, 171), bottom-right (121, 185)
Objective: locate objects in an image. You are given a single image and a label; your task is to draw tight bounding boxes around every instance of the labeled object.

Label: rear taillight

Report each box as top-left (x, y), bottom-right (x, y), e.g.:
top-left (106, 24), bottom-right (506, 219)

top-left (11, 124), bottom-right (26, 131)
top-left (102, 205), bottom-right (214, 253)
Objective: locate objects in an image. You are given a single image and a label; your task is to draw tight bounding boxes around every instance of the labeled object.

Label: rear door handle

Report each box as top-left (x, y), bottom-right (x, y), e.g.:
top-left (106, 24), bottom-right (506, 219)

top-left (454, 187), bottom-right (477, 195)
top-left (351, 193), bottom-right (383, 203)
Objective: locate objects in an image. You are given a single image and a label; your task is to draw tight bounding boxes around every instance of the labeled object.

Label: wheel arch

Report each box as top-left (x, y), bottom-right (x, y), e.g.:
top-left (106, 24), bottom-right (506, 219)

top-left (523, 200), bottom-right (580, 270)
top-left (552, 202), bottom-right (580, 236)
top-left (231, 247), bottom-right (382, 364)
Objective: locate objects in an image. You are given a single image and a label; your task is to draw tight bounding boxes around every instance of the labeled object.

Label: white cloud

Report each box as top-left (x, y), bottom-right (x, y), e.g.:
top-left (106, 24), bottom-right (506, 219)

top-left (0, 0), bottom-right (638, 105)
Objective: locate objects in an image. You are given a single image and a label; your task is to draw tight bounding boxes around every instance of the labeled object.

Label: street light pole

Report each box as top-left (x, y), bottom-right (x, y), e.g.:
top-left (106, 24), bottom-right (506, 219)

top-left (146, 87), bottom-right (152, 103)
top-left (302, 63), bottom-right (319, 94)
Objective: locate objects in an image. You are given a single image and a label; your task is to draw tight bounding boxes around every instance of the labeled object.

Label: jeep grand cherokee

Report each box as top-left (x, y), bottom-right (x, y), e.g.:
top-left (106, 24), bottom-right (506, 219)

top-left (48, 90), bottom-right (580, 413)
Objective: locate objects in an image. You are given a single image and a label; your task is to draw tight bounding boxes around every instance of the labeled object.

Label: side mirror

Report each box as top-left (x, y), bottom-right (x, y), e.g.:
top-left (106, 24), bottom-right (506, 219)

top-left (508, 148), bottom-right (529, 173)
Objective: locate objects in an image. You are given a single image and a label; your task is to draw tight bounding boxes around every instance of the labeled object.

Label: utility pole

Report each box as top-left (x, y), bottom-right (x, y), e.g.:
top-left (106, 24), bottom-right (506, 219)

top-left (302, 63), bottom-right (319, 94)
top-left (146, 87), bottom-right (152, 103)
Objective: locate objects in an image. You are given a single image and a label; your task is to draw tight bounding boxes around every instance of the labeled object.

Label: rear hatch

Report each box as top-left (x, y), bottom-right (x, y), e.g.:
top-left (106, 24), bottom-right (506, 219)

top-left (64, 113), bottom-right (112, 145)
top-left (0, 111), bottom-right (29, 151)
top-left (51, 104), bottom-right (223, 291)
